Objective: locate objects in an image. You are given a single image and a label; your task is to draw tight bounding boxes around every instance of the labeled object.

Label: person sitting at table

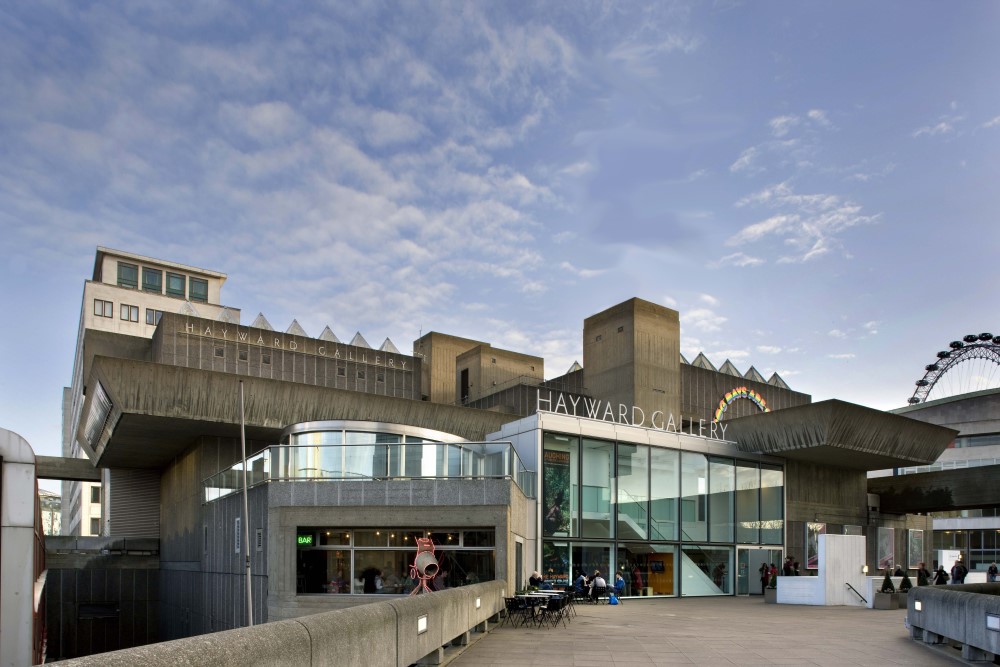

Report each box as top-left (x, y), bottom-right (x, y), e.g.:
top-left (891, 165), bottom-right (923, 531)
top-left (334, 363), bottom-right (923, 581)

top-left (589, 570), bottom-right (607, 602)
top-left (573, 570), bottom-right (587, 595)
top-left (613, 572), bottom-right (626, 598)
top-left (528, 570), bottom-right (544, 588)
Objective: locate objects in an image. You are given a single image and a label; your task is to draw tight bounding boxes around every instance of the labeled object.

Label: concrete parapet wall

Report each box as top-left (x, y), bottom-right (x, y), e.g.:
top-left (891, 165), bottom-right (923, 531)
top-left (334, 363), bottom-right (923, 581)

top-left (47, 581), bottom-right (506, 667)
top-left (908, 583), bottom-right (1000, 658)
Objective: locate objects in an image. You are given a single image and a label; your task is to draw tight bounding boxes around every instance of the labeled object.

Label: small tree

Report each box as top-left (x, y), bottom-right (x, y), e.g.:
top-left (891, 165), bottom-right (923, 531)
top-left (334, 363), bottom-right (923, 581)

top-left (879, 569), bottom-right (896, 594)
top-left (899, 571), bottom-right (913, 592)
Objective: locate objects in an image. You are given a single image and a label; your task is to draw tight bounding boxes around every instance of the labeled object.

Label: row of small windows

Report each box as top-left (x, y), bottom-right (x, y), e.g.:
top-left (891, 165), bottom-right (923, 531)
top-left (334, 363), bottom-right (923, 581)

top-left (117, 262), bottom-right (208, 302)
top-left (93, 299), bottom-right (163, 325)
top-left (208, 345), bottom-right (386, 381)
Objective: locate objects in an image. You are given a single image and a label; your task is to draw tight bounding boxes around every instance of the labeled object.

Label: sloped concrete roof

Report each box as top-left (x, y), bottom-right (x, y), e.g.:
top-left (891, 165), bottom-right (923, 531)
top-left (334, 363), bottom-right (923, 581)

top-left (78, 356), bottom-right (515, 469)
top-left (723, 399), bottom-right (957, 470)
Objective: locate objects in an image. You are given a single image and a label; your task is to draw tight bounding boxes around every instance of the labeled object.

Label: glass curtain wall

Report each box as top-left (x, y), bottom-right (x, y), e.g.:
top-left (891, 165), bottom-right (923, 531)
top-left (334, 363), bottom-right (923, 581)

top-left (681, 452), bottom-right (708, 541)
top-left (709, 457), bottom-right (735, 543)
top-left (617, 444), bottom-right (649, 541)
top-left (650, 448), bottom-right (679, 540)
top-left (542, 433), bottom-right (578, 537)
top-left (735, 463), bottom-right (760, 544)
top-left (540, 431), bottom-right (783, 597)
top-left (760, 465), bottom-right (784, 544)
top-left (581, 438), bottom-right (613, 538)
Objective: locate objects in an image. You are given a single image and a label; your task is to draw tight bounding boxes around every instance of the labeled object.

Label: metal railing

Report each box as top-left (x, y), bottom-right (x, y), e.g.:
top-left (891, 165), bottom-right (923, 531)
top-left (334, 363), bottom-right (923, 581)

top-left (203, 441), bottom-right (534, 503)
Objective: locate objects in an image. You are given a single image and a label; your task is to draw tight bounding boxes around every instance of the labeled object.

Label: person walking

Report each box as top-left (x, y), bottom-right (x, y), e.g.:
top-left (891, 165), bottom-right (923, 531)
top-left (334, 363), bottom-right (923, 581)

top-left (759, 562), bottom-right (770, 591)
top-left (988, 562), bottom-right (998, 583)
top-left (933, 566), bottom-right (948, 585)
top-left (950, 559), bottom-right (968, 584)
top-left (916, 562), bottom-right (931, 587)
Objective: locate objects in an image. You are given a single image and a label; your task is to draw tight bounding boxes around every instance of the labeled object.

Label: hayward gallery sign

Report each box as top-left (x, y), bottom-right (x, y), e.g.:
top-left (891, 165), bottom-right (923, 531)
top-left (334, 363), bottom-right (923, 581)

top-left (535, 389), bottom-right (729, 441)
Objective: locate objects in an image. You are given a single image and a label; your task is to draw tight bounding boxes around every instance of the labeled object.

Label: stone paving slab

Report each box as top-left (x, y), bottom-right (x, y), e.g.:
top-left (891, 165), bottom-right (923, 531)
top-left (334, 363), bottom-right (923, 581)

top-left (452, 597), bottom-right (970, 666)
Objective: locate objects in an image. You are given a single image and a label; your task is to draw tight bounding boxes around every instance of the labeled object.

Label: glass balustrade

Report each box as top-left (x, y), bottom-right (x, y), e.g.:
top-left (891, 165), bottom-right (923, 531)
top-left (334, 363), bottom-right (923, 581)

top-left (203, 440), bottom-right (533, 502)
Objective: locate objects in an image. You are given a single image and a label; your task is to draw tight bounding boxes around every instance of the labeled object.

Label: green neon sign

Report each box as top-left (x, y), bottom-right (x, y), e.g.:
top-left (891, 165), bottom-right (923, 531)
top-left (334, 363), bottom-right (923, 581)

top-left (297, 534), bottom-right (314, 546)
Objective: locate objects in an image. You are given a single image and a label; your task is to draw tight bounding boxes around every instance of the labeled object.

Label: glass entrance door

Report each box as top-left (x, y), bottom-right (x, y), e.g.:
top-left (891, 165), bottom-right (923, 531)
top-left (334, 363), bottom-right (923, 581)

top-left (737, 547), bottom-right (783, 595)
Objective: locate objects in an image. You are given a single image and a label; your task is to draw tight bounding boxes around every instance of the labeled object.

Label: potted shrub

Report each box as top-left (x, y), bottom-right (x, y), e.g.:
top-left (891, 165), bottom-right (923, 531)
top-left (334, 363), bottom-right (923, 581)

top-left (873, 569), bottom-right (897, 609)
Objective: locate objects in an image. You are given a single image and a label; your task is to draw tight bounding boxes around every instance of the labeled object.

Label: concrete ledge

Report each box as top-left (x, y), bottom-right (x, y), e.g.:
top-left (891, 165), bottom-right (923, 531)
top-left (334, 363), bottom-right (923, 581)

top-left (908, 583), bottom-right (1000, 660)
top-left (48, 617), bottom-right (313, 666)
top-left (47, 581), bottom-right (506, 667)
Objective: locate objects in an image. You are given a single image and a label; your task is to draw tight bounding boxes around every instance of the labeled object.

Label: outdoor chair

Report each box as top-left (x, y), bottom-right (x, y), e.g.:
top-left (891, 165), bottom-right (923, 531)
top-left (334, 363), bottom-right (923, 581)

top-left (502, 597), bottom-right (531, 628)
top-left (613, 581), bottom-right (625, 604)
top-left (536, 595), bottom-right (567, 628)
top-left (590, 585), bottom-right (608, 604)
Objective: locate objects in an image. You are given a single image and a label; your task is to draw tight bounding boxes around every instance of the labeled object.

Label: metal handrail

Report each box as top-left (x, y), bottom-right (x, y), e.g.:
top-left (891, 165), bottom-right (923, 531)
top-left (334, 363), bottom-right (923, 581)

top-left (845, 582), bottom-right (867, 604)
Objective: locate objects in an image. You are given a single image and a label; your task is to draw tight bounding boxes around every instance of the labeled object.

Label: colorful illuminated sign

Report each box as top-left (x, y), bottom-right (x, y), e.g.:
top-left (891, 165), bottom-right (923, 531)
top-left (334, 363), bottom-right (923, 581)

top-left (714, 386), bottom-right (769, 422)
top-left (297, 534), bottom-right (314, 547)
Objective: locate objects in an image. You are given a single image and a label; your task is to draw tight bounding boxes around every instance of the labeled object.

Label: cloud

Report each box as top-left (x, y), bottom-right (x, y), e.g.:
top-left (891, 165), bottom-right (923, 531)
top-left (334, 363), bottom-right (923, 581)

top-left (683, 308), bottom-right (727, 333)
top-left (559, 160), bottom-right (594, 176)
top-left (729, 146), bottom-right (760, 173)
top-left (828, 353), bottom-right (855, 360)
top-left (982, 116), bottom-right (1000, 129)
top-left (828, 329), bottom-right (847, 338)
top-left (806, 109), bottom-right (830, 126)
top-left (863, 321), bottom-right (879, 335)
top-left (662, 295), bottom-right (678, 309)
top-left (912, 113), bottom-right (964, 138)
top-left (727, 182), bottom-right (879, 262)
top-left (699, 293), bottom-right (719, 306)
top-left (756, 345), bottom-right (782, 354)
top-left (769, 115), bottom-right (799, 138)
top-left (710, 252), bottom-right (765, 268)
top-left (559, 261), bottom-right (605, 278)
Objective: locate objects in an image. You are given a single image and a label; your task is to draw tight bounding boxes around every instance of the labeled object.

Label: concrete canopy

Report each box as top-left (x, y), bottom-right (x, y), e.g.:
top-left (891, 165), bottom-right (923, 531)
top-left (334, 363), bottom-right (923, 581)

top-left (78, 356), bottom-right (517, 470)
top-left (723, 399), bottom-right (957, 471)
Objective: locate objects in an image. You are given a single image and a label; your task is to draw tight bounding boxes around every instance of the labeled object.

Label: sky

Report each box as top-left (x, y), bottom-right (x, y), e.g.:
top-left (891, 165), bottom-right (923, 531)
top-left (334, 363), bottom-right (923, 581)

top-left (2, 1), bottom-right (1000, 476)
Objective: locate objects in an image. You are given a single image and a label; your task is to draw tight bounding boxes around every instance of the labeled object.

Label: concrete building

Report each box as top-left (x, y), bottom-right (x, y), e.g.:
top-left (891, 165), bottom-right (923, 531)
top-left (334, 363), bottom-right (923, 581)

top-left (48, 247), bottom-right (958, 660)
top-left (39, 488), bottom-right (61, 536)
top-left (869, 388), bottom-right (1000, 570)
top-left (62, 248), bottom-right (238, 537)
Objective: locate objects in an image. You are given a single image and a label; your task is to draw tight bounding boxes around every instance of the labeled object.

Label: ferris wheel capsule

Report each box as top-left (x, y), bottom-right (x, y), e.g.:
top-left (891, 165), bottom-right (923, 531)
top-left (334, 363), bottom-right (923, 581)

top-left (979, 333), bottom-right (994, 341)
top-left (963, 334), bottom-right (978, 343)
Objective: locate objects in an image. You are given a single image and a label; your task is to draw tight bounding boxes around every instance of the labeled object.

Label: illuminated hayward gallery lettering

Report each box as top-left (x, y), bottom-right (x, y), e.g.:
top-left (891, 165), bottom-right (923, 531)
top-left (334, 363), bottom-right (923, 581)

top-left (536, 389), bottom-right (728, 441)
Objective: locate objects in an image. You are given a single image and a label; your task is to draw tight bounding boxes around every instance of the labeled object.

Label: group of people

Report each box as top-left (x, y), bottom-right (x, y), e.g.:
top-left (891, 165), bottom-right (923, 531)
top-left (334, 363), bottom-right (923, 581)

top-left (908, 559), bottom-right (999, 586)
top-left (570, 569), bottom-right (625, 601)
top-left (758, 556), bottom-right (801, 589)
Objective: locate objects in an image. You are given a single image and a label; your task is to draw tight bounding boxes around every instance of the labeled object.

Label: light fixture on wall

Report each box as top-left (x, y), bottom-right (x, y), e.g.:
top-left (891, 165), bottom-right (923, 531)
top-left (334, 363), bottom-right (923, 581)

top-left (862, 565), bottom-right (869, 575)
top-left (915, 600), bottom-right (923, 612)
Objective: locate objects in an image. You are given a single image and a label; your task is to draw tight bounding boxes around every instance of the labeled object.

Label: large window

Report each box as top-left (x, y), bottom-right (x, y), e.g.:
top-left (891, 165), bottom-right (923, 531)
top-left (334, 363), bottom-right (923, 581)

top-left (146, 308), bottom-right (164, 325)
top-left (618, 543), bottom-right (676, 596)
top-left (166, 272), bottom-right (186, 297)
top-left (681, 545), bottom-right (732, 596)
top-left (581, 438), bottom-right (613, 538)
top-left (189, 277), bottom-right (208, 302)
top-left (117, 262), bottom-right (138, 289)
top-left (120, 303), bottom-right (139, 322)
top-left (736, 462), bottom-right (760, 544)
top-left (649, 448), bottom-right (679, 541)
top-left (617, 443), bottom-right (649, 540)
top-left (681, 452), bottom-right (708, 541)
top-left (708, 457), bottom-right (734, 543)
top-left (760, 465), bottom-right (784, 544)
top-left (542, 433), bottom-right (578, 537)
top-left (142, 267), bottom-right (162, 293)
top-left (295, 528), bottom-right (495, 595)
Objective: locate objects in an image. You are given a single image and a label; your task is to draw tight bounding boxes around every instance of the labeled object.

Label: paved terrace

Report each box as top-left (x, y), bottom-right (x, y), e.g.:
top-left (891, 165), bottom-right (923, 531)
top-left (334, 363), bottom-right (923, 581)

top-left (453, 597), bottom-right (967, 666)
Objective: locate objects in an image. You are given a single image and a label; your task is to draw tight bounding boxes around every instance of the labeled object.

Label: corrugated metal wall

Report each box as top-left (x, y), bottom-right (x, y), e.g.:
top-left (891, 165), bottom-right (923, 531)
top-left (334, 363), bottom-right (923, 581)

top-left (110, 468), bottom-right (161, 537)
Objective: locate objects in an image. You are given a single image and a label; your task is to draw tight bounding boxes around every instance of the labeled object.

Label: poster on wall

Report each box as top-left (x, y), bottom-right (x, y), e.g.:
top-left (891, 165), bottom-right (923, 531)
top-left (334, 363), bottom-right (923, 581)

top-left (542, 449), bottom-right (571, 536)
top-left (806, 522), bottom-right (826, 569)
top-left (908, 529), bottom-right (924, 569)
top-left (877, 527), bottom-right (895, 570)
top-left (843, 525), bottom-right (863, 536)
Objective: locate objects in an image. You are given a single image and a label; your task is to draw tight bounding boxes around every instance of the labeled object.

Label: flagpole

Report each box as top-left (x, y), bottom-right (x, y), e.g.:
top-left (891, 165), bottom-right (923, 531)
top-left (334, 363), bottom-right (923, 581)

top-left (240, 380), bottom-right (254, 626)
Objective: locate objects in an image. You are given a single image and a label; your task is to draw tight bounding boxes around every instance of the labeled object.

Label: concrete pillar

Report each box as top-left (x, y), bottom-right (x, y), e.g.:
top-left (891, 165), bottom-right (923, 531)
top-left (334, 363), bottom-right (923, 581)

top-left (960, 644), bottom-right (991, 662)
top-left (453, 631), bottom-right (471, 646)
top-left (922, 630), bottom-right (943, 644)
top-left (909, 625), bottom-right (923, 640)
top-left (417, 647), bottom-right (444, 665)
top-left (475, 620), bottom-right (489, 633)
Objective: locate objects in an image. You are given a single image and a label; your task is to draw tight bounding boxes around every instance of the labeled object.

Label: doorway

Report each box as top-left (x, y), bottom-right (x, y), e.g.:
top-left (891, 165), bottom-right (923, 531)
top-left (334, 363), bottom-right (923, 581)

top-left (737, 547), bottom-right (783, 595)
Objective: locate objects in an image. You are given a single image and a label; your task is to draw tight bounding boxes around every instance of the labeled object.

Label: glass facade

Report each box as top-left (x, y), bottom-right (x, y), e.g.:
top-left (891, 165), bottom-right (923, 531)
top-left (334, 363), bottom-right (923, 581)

top-left (296, 527), bottom-right (495, 595)
top-left (541, 430), bottom-right (783, 597)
